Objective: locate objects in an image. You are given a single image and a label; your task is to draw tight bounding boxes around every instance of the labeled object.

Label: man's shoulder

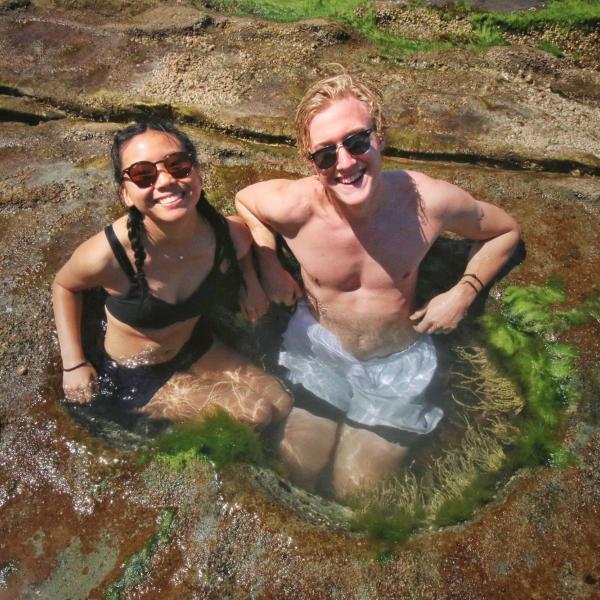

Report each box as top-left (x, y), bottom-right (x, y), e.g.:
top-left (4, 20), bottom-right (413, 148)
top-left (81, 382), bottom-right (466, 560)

top-left (385, 169), bottom-right (433, 187)
top-left (257, 175), bottom-right (319, 196)
top-left (392, 170), bottom-right (475, 222)
top-left (239, 176), bottom-right (316, 201)
top-left (390, 170), bottom-right (456, 202)
top-left (384, 169), bottom-right (435, 207)
top-left (237, 177), bottom-right (323, 228)
top-left (241, 176), bottom-right (319, 217)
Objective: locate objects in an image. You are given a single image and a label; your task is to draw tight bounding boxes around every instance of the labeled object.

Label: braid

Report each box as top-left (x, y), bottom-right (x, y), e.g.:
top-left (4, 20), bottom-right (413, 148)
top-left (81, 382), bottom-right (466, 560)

top-left (197, 191), bottom-right (245, 290)
top-left (126, 206), bottom-right (147, 283)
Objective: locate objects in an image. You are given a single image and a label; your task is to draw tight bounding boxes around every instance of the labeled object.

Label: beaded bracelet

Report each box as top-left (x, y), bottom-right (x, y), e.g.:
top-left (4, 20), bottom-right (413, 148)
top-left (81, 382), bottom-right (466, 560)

top-left (63, 361), bottom-right (91, 372)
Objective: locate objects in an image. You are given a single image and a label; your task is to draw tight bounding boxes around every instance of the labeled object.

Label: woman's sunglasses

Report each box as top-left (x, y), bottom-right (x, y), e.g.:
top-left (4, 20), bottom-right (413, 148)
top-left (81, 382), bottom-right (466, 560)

top-left (122, 152), bottom-right (195, 188)
top-left (308, 128), bottom-right (374, 170)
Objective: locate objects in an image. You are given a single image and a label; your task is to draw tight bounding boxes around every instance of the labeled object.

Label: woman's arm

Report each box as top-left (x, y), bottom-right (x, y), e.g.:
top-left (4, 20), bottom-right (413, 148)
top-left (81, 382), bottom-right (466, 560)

top-left (52, 232), bottom-right (114, 402)
top-left (52, 279), bottom-right (97, 402)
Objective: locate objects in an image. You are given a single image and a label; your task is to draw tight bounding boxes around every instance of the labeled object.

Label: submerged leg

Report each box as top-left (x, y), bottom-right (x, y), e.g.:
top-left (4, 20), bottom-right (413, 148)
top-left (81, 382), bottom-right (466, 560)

top-left (331, 423), bottom-right (411, 500)
top-left (277, 407), bottom-right (339, 492)
top-left (142, 339), bottom-right (291, 428)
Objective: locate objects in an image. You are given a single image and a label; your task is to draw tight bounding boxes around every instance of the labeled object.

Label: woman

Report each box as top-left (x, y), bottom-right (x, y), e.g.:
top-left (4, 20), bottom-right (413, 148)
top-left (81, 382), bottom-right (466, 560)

top-left (52, 122), bottom-right (291, 426)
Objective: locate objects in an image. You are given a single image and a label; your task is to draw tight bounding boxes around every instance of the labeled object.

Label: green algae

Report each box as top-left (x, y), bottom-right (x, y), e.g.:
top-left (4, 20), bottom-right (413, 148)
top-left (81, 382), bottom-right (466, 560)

top-left (207, 0), bottom-right (453, 58)
top-left (353, 280), bottom-right (597, 541)
top-left (537, 40), bottom-right (565, 58)
top-left (352, 505), bottom-right (426, 544)
top-left (482, 279), bottom-right (597, 431)
top-left (104, 509), bottom-right (174, 600)
top-left (375, 549), bottom-right (396, 564)
top-left (154, 410), bottom-right (265, 471)
top-left (468, 22), bottom-right (507, 51)
top-left (433, 472), bottom-right (496, 527)
top-left (508, 419), bottom-right (562, 468)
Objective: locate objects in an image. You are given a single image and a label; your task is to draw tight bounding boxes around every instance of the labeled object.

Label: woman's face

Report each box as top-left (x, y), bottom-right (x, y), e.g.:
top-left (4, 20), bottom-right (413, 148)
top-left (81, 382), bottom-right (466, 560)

top-left (119, 130), bottom-right (202, 224)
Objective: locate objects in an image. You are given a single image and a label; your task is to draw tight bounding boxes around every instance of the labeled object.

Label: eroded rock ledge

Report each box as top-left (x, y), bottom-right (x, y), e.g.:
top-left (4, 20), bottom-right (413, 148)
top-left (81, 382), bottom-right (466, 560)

top-left (1, 1), bottom-right (599, 173)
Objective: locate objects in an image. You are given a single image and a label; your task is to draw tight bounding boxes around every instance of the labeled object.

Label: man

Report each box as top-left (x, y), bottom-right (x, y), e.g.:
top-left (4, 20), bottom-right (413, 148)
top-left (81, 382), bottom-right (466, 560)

top-left (235, 73), bottom-right (520, 500)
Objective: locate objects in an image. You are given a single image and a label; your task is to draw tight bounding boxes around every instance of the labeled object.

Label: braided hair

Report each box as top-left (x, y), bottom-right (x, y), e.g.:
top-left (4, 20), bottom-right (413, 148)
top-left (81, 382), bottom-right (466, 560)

top-left (110, 122), bottom-right (243, 293)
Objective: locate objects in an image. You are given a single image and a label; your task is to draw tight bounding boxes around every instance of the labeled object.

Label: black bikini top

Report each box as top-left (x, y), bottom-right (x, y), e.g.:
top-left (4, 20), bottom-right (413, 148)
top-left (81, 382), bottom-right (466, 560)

top-left (103, 225), bottom-right (230, 329)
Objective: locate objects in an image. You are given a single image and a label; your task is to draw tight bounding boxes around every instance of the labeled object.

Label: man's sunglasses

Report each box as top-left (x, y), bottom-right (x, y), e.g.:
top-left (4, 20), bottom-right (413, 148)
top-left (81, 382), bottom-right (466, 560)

top-left (122, 152), bottom-right (195, 188)
top-left (308, 128), bottom-right (374, 170)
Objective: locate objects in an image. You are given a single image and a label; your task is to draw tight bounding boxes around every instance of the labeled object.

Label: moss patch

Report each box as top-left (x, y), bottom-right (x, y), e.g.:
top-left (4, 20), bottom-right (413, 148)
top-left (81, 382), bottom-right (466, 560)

top-left (207, 0), bottom-right (599, 59)
top-left (104, 509), bottom-right (175, 600)
top-left (471, 0), bottom-right (600, 33)
top-left (154, 410), bottom-right (266, 471)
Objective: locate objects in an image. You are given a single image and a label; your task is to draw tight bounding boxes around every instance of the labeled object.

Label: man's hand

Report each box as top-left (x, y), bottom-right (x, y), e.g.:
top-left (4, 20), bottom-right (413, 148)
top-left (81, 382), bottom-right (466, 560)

top-left (240, 279), bottom-right (270, 323)
top-left (63, 364), bottom-right (98, 403)
top-left (235, 180), bottom-right (308, 306)
top-left (262, 264), bottom-right (303, 306)
top-left (410, 283), bottom-right (476, 334)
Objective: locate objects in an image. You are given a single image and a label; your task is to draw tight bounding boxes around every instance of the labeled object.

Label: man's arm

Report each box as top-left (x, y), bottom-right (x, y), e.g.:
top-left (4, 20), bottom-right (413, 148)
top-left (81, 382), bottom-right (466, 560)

top-left (411, 176), bottom-right (521, 334)
top-left (235, 180), bottom-right (304, 305)
top-left (225, 216), bottom-right (269, 322)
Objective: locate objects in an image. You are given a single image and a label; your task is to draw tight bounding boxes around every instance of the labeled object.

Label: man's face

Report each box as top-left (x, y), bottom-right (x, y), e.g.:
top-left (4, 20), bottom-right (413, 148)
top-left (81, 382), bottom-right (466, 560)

top-left (307, 95), bottom-right (383, 209)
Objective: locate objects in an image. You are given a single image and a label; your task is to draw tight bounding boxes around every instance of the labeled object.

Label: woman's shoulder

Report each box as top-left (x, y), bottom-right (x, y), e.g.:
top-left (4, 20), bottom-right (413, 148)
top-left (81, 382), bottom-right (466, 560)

top-left (105, 215), bottom-right (130, 243)
top-left (77, 219), bottom-right (124, 261)
top-left (79, 216), bottom-right (130, 262)
top-left (54, 219), bottom-right (126, 289)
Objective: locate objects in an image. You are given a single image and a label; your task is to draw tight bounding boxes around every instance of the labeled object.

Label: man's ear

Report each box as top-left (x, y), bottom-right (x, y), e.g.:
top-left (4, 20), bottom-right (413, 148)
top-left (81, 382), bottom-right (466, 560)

top-left (304, 155), bottom-right (320, 176)
top-left (376, 131), bottom-right (385, 153)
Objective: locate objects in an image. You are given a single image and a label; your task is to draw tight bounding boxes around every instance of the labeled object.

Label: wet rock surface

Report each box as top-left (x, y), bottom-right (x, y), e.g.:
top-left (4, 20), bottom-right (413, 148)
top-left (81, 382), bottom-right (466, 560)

top-left (0, 2), bottom-right (599, 598)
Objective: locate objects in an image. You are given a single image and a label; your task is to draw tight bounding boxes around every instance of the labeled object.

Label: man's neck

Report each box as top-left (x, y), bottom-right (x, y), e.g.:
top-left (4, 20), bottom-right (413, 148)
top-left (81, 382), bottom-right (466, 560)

top-left (324, 177), bottom-right (388, 224)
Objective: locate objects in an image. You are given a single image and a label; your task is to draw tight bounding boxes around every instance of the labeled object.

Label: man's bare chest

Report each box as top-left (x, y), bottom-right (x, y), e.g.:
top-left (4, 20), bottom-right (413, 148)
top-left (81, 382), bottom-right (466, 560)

top-left (286, 214), bottom-right (434, 292)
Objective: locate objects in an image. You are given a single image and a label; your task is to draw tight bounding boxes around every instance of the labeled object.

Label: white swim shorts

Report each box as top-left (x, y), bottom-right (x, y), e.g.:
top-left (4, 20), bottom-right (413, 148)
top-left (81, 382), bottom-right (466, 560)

top-left (279, 302), bottom-right (443, 434)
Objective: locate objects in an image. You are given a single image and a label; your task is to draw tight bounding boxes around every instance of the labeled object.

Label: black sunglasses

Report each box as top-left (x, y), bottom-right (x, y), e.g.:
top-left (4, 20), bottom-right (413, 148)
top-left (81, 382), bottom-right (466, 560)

top-left (122, 152), bottom-right (195, 188)
top-left (308, 128), bottom-right (374, 170)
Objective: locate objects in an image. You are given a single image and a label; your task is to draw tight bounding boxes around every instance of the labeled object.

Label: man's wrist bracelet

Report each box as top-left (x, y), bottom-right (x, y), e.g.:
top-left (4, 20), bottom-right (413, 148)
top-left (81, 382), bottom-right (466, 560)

top-left (463, 273), bottom-right (484, 290)
top-left (461, 279), bottom-right (480, 295)
top-left (63, 361), bottom-right (91, 372)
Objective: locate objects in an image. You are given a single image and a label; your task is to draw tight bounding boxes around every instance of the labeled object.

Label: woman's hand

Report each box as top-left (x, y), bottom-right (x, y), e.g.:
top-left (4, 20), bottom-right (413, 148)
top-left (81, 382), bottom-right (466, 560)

top-left (62, 364), bottom-right (98, 403)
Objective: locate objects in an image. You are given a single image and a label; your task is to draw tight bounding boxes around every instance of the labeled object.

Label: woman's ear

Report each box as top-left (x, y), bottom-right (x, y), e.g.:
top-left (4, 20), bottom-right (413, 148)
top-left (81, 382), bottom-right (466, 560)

top-left (120, 185), bottom-right (134, 208)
